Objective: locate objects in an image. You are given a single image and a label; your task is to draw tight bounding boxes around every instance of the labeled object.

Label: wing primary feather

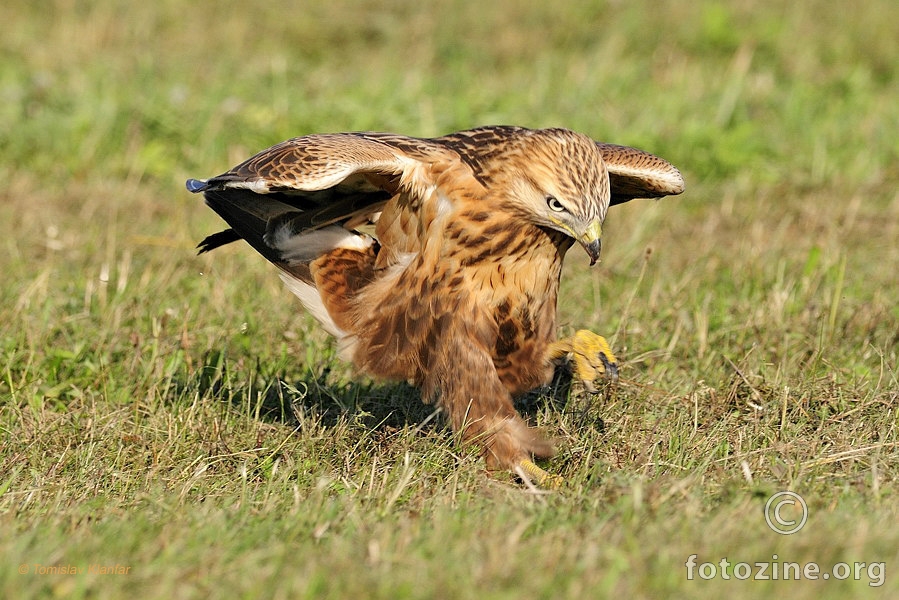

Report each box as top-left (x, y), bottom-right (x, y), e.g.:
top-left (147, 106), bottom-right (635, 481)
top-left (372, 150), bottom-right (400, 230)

top-left (201, 189), bottom-right (285, 264)
top-left (596, 143), bottom-right (685, 205)
top-left (197, 229), bottom-right (240, 254)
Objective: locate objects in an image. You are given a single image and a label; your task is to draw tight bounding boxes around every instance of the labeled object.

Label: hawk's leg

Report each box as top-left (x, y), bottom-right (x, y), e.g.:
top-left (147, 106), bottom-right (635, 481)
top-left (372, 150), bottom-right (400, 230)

top-left (515, 458), bottom-right (564, 490)
top-left (547, 329), bottom-right (619, 392)
top-left (429, 333), bottom-right (563, 489)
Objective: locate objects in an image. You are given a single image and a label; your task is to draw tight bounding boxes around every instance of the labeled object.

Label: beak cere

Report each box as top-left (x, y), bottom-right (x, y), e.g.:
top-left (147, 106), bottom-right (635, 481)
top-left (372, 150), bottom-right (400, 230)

top-left (578, 219), bottom-right (603, 266)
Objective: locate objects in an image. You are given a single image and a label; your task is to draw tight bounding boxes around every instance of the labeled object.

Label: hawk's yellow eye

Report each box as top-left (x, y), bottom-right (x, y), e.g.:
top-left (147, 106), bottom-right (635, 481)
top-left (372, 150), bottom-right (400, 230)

top-left (546, 196), bottom-right (566, 212)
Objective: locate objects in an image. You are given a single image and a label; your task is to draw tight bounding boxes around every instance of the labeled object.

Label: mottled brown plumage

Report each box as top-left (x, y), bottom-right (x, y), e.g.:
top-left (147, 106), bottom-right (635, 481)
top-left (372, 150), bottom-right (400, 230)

top-left (187, 125), bottom-right (684, 486)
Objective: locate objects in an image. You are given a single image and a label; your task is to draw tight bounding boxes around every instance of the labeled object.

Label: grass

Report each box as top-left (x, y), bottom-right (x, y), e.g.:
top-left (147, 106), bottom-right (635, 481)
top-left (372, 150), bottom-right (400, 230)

top-left (2, 0), bottom-right (898, 597)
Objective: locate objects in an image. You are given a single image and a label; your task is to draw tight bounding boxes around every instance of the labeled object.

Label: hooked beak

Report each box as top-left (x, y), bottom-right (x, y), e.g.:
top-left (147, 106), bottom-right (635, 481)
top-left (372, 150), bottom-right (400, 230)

top-left (578, 219), bottom-right (603, 266)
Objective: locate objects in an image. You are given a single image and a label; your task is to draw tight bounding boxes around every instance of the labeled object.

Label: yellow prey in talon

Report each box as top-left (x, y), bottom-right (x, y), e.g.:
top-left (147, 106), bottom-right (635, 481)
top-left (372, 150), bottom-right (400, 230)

top-left (516, 459), bottom-right (565, 490)
top-left (548, 329), bottom-right (619, 392)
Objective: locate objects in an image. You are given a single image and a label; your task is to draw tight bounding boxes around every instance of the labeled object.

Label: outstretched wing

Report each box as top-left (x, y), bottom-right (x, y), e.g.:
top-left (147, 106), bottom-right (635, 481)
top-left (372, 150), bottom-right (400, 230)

top-left (432, 126), bottom-right (685, 203)
top-left (596, 143), bottom-right (685, 205)
top-left (186, 133), bottom-right (456, 265)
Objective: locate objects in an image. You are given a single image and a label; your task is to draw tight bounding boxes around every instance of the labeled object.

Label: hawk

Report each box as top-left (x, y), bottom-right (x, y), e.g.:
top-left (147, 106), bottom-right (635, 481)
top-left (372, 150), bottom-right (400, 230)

top-left (187, 126), bottom-right (684, 487)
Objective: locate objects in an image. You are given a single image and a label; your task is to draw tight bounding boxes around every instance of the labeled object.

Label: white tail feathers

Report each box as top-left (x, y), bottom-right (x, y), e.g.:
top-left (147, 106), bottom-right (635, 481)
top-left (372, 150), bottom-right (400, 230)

top-left (265, 225), bottom-right (374, 263)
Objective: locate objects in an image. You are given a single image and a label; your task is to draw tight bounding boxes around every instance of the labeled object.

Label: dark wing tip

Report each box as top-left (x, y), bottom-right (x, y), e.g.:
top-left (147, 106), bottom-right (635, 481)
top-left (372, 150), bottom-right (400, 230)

top-left (186, 178), bottom-right (209, 193)
top-left (197, 229), bottom-right (241, 254)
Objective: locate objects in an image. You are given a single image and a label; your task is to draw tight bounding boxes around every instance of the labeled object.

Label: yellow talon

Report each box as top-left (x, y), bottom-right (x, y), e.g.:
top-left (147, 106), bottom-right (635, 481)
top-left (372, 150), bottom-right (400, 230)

top-left (516, 459), bottom-right (564, 490)
top-left (571, 329), bottom-right (618, 390)
top-left (548, 329), bottom-right (619, 391)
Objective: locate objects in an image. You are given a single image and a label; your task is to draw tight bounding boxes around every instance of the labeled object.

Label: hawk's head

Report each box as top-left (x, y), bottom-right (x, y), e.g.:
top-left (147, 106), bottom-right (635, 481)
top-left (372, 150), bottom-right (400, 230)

top-left (502, 128), bottom-right (609, 265)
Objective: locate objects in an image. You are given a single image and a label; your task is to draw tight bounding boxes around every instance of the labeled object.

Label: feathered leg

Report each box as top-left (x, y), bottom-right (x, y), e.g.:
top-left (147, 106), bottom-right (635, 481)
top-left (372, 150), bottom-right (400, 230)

top-left (428, 332), bottom-right (563, 489)
top-left (309, 246), bottom-right (378, 332)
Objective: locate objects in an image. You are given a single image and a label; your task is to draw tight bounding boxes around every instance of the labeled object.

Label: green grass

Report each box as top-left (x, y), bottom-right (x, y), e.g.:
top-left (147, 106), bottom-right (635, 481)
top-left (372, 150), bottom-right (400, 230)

top-left (2, 0), bottom-right (898, 597)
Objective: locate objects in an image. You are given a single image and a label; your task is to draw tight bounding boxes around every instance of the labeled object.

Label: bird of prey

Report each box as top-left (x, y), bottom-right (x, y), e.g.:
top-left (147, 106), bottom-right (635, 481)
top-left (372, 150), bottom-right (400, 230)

top-left (187, 126), bottom-right (684, 487)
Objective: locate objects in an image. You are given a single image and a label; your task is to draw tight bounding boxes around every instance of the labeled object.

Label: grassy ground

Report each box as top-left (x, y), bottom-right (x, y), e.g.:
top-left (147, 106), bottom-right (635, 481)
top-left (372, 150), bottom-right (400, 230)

top-left (2, 0), bottom-right (898, 597)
